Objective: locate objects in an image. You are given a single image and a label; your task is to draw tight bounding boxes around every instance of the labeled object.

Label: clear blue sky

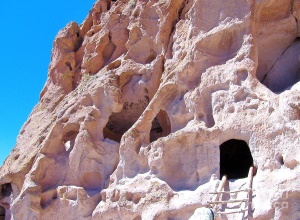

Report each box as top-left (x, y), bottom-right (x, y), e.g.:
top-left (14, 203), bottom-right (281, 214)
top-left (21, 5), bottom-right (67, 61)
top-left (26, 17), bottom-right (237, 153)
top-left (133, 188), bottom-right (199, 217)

top-left (0, 0), bottom-right (96, 166)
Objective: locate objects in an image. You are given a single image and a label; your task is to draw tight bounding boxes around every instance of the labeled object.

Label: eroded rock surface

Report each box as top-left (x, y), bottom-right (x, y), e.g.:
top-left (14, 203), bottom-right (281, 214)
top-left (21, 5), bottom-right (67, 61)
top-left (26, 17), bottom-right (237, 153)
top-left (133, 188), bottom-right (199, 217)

top-left (1, 0), bottom-right (300, 219)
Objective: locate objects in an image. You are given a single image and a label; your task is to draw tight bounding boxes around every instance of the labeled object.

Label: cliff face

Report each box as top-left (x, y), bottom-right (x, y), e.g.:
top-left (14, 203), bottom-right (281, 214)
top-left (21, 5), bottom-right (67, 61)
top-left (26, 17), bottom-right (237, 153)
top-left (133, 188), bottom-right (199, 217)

top-left (0, 0), bottom-right (300, 219)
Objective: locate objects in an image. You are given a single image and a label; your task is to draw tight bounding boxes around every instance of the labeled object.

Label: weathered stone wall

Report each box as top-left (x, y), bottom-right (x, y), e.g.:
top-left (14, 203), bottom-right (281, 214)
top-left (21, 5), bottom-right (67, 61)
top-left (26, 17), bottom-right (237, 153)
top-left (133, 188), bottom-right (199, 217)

top-left (0, 0), bottom-right (299, 219)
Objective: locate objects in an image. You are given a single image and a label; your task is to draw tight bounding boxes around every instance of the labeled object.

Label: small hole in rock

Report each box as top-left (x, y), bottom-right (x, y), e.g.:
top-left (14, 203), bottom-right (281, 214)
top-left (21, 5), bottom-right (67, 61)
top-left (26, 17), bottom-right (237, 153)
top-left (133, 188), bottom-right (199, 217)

top-left (228, 106), bottom-right (235, 113)
top-left (132, 194), bottom-right (141, 204)
top-left (101, 191), bottom-right (107, 202)
top-left (80, 172), bottom-right (102, 190)
top-left (276, 154), bottom-right (284, 165)
top-left (126, 192), bottom-right (133, 201)
top-left (62, 129), bottom-right (79, 152)
top-left (111, 189), bottom-right (120, 202)
top-left (107, 60), bottom-right (121, 71)
top-left (52, 194), bottom-right (57, 200)
top-left (65, 61), bottom-right (72, 71)
top-left (144, 95), bottom-right (149, 102)
top-left (145, 50), bottom-right (156, 64)
top-left (103, 39), bottom-right (116, 64)
top-left (236, 69), bottom-right (248, 85)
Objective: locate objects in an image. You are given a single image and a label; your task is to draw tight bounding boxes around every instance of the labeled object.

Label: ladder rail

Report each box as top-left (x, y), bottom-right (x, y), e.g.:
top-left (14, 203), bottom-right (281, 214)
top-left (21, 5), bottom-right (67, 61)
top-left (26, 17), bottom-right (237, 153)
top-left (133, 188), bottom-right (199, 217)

top-left (208, 166), bottom-right (254, 218)
top-left (211, 175), bottom-right (227, 205)
top-left (240, 166), bottom-right (254, 219)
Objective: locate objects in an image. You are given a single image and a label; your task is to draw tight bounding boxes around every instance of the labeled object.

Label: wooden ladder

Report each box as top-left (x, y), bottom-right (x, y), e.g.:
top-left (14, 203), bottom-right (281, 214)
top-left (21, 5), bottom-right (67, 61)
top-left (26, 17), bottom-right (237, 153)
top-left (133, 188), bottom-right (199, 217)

top-left (208, 167), bottom-right (254, 218)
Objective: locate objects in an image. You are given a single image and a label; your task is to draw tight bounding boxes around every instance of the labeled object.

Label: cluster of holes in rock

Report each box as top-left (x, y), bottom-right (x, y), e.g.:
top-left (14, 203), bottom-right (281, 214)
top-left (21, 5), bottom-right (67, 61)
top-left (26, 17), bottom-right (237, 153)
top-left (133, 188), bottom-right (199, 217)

top-left (125, 192), bottom-right (142, 204)
top-left (104, 103), bottom-right (171, 143)
top-left (219, 139), bottom-right (254, 179)
top-left (101, 189), bottom-right (144, 205)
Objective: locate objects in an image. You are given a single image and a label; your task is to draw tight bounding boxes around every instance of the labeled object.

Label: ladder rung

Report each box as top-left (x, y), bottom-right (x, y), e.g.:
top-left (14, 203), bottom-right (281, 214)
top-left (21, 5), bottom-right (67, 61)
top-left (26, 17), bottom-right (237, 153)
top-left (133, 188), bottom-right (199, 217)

top-left (209, 188), bottom-right (252, 194)
top-left (208, 199), bottom-right (248, 204)
top-left (217, 208), bottom-right (248, 214)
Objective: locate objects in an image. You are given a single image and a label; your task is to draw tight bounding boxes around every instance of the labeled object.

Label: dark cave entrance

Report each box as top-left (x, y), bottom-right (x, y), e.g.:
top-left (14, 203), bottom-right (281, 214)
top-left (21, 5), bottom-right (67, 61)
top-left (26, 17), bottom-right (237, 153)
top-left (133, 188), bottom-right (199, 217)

top-left (0, 206), bottom-right (5, 220)
top-left (1, 183), bottom-right (12, 197)
top-left (150, 110), bottom-right (171, 143)
top-left (103, 100), bottom-right (148, 143)
top-left (0, 183), bottom-right (12, 220)
top-left (219, 139), bottom-right (253, 179)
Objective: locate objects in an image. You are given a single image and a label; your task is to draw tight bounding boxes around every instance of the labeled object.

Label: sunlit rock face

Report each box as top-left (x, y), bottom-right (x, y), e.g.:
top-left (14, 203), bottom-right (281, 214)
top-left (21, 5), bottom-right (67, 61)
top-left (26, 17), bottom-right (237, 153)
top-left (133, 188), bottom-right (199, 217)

top-left (1, 0), bottom-right (300, 219)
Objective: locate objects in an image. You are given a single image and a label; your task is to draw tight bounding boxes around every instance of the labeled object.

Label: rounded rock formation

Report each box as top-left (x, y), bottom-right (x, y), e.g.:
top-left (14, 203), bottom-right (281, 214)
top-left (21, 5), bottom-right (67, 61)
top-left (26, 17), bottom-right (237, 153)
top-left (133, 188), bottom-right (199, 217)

top-left (0, 0), bottom-right (300, 219)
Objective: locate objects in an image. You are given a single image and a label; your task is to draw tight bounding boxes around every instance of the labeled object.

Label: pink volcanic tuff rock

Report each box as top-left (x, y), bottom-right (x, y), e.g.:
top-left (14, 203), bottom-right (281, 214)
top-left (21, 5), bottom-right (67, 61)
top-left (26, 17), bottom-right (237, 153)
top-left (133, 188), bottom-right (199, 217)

top-left (1, 0), bottom-right (300, 219)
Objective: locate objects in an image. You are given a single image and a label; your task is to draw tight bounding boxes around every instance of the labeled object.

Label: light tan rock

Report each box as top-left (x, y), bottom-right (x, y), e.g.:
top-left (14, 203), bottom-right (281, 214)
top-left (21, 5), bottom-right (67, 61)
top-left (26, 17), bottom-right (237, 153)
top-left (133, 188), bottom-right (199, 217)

top-left (0, 0), bottom-right (300, 219)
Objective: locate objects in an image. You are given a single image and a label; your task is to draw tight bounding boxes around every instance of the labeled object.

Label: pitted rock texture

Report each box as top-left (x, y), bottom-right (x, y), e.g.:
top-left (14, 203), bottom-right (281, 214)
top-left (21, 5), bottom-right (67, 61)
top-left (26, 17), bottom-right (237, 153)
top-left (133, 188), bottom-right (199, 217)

top-left (1, 0), bottom-right (300, 219)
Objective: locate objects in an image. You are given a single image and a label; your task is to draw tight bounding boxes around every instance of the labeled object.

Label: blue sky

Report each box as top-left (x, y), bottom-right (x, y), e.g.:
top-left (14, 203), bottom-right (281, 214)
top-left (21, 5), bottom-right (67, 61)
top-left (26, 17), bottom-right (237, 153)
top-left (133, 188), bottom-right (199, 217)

top-left (0, 0), bottom-right (96, 165)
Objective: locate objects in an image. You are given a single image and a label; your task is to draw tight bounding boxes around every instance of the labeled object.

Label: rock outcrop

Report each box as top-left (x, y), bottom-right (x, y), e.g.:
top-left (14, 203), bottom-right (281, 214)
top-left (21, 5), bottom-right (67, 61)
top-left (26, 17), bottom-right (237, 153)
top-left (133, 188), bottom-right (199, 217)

top-left (1, 0), bottom-right (300, 219)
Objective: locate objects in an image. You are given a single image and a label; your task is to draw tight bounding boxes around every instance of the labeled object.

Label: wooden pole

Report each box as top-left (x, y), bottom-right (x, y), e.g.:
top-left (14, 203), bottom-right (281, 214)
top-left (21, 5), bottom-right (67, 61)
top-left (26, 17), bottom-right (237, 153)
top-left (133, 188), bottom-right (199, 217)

top-left (211, 175), bottom-right (227, 209)
top-left (240, 166), bottom-right (254, 219)
top-left (247, 166), bottom-right (254, 219)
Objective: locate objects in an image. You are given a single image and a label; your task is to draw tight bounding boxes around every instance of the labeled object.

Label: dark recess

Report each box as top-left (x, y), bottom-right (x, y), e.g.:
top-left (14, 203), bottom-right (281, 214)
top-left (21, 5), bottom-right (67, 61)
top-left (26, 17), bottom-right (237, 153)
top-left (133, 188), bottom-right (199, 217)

top-left (220, 139), bottom-right (253, 179)
top-left (0, 206), bottom-right (5, 220)
top-left (1, 183), bottom-right (12, 197)
top-left (150, 110), bottom-right (171, 143)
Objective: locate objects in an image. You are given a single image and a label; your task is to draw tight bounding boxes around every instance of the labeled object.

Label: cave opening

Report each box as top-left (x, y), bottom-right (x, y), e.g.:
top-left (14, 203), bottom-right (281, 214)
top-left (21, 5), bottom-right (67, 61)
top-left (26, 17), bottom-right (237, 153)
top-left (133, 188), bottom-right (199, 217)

top-left (219, 139), bottom-right (253, 179)
top-left (0, 206), bottom-right (5, 220)
top-left (1, 183), bottom-right (12, 197)
top-left (103, 100), bottom-right (148, 142)
top-left (150, 110), bottom-right (171, 142)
